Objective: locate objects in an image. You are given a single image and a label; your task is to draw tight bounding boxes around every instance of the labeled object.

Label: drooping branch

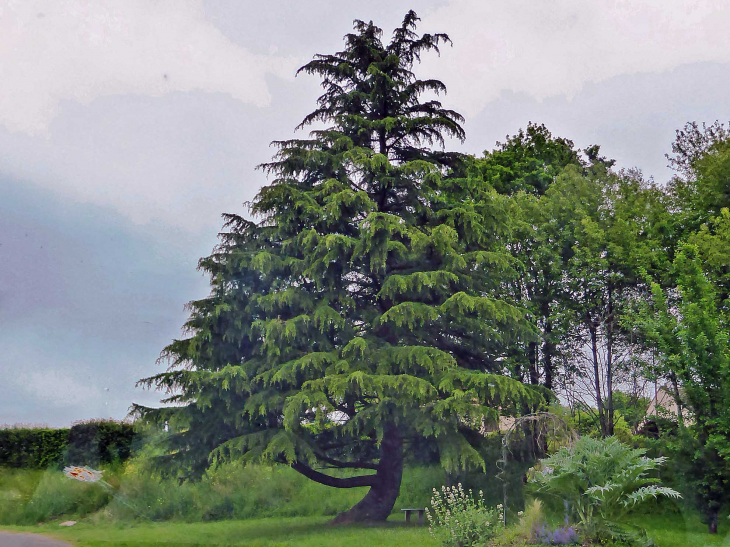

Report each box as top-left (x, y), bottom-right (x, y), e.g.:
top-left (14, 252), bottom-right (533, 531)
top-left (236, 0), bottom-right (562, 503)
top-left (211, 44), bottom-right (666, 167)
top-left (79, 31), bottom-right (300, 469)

top-left (317, 454), bottom-right (379, 470)
top-left (290, 461), bottom-right (376, 488)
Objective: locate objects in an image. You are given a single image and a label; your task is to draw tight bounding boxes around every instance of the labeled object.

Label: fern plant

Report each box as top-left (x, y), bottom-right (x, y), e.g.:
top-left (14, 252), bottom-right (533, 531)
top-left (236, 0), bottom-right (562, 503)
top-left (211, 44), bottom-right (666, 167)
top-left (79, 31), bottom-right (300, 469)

top-left (530, 437), bottom-right (680, 543)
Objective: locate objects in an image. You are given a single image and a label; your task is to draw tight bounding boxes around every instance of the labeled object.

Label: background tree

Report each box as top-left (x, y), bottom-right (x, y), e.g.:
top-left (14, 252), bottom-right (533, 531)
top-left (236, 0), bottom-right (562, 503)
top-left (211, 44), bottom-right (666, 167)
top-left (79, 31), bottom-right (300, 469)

top-left (475, 125), bottom-right (661, 437)
top-left (561, 169), bottom-right (622, 436)
top-left (542, 166), bottom-right (660, 437)
top-left (632, 238), bottom-right (730, 533)
top-left (667, 121), bottom-right (730, 234)
top-left (476, 124), bottom-right (584, 391)
top-left (478, 122), bottom-right (582, 197)
top-left (136, 12), bottom-right (546, 524)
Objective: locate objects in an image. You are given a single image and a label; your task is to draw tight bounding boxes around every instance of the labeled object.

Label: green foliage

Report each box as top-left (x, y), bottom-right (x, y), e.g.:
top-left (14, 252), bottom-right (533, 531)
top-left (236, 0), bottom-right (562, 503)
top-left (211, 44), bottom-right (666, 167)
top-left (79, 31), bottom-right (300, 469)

top-left (0, 421), bottom-right (135, 469)
top-left (478, 122), bottom-right (583, 196)
top-left (630, 236), bottom-right (730, 531)
top-left (0, 428), bottom-right (68, 468)
top-left (0, 467), bottom-right (115, 525)
top-left (530, 437), bottom-right (680, 542)
top-left (474, 127), bottom-right (586, 393)
top-left (110, 463), bottom-right (369, 522)
top-left (667, 121), bottom-right (730, 231)
top-left (66, 420), bottom-right (136, 467)
top-left (426, 484), bottom-right (503, 547)
top-left (611, 392), bottom-right (651, 433)
top-left (558, 168), bottom-right (665, 437)
top-left (497, 154), bottom-right (665, 441)
top-left (490, 499), bottom-right (544, 547)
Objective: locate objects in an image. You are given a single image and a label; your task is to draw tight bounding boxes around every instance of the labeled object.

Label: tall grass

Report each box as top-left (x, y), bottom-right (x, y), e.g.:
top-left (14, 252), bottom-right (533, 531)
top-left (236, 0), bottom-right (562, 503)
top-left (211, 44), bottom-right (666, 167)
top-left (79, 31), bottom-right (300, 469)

top-left (0, 467), bottom-right (113, 524)
top-left (0, 462), bottom-right (509, 525)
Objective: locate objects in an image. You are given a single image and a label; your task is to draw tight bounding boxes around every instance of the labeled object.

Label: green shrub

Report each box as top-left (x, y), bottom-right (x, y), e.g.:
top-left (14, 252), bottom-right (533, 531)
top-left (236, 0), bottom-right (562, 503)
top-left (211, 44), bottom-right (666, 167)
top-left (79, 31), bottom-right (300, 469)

top-left (104, 461), bottom-right (373, 522)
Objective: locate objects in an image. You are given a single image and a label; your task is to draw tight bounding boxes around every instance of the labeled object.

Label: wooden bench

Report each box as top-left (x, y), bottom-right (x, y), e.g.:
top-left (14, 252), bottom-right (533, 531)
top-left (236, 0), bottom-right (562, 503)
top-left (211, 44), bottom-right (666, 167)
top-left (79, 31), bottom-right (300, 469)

top-left (401, 508), bottom-right (426, 524)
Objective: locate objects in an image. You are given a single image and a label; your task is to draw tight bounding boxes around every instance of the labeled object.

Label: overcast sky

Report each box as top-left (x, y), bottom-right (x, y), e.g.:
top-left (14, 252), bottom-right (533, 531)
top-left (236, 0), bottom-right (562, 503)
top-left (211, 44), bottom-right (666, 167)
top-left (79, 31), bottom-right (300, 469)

top-left (2, 0), bottom-right (729, 427)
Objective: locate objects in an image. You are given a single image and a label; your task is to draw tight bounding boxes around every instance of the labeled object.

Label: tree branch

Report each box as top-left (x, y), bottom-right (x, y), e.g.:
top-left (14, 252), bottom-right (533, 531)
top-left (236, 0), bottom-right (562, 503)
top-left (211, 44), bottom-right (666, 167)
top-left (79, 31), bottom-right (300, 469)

top-left (290, 461), bottom-right (376, 488)
top-left (317, 454), bottom-right (379, 470)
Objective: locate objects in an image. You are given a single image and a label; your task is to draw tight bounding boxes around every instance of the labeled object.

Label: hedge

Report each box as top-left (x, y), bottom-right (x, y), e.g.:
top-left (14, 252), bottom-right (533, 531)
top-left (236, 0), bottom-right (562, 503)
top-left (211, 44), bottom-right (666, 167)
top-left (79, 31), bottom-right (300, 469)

top-left (66, 420), bottom-right (135, 466)
top-left (0, 420), bottom-right (136, 469)
top-left (0, 428), bottom-right (68, 468)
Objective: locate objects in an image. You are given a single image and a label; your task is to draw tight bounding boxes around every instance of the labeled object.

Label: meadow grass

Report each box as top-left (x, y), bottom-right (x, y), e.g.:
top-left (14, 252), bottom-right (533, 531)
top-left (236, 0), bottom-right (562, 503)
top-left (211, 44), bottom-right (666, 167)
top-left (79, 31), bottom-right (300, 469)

top-left (0, 463), bottom-right (509, 525)
top-left (0, 467), bottom-right (113, 525)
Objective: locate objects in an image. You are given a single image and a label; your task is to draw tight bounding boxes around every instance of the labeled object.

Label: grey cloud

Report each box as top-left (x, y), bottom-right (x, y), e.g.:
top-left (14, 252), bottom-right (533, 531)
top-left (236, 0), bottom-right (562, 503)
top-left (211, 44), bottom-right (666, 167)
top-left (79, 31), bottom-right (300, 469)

top-left (456, 62), bottom-right (730, 183)
top-left (0, 81), bottom-right (319, 230)
top-left (203, 0), bottom-right (448, 57)
top-left (0, 178), bottom-right (209, 426)
top-left (421, 0), bottom-right (730, 117)
top-left (0, 0), bottom-right (298, 136)
top-left (2, 1), bottom-right (728, 427)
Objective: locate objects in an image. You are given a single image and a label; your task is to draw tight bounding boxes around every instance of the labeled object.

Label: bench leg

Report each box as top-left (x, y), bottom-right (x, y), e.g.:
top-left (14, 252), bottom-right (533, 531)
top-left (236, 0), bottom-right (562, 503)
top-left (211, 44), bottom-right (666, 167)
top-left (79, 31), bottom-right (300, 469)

top-left (405, 511), bottom-right (411, 524)
top-left (418, 510), bottom-right (425, 525)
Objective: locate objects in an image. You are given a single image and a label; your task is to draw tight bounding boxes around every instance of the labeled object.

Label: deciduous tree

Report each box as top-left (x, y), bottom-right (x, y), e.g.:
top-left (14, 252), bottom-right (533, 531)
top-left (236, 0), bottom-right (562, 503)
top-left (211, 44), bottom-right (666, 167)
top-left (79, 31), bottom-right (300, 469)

top-left (632, 236), bottom-right (730, 533)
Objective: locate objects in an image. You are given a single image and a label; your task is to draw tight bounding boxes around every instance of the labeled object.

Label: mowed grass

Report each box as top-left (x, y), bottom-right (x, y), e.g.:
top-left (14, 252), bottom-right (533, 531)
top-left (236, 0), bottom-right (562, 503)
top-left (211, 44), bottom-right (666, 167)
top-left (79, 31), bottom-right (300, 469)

top-left (1, 516), bottom-right (438, 547)
top-left (634, 513), bottom-right (730, 547)
top-left (4, 512), bottom-right (730, 547)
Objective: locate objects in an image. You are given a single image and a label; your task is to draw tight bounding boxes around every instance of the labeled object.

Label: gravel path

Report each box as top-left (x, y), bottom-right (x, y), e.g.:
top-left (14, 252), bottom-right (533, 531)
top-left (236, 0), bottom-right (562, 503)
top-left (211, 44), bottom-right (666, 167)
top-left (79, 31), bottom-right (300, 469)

top-left (0, 532), bottom-right (71, 546)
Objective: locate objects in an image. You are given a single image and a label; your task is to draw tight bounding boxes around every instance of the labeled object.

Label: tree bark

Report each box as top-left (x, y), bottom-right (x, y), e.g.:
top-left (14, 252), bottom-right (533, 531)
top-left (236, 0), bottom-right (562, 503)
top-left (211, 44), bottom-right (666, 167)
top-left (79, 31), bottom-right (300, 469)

top-left (543, 319), bottom-right (554, 390)
top-left (528, 341), bottom-right (539, 385)
top-left (669, 371), bottom-right (685, 428)
top-left (330, 425), bottom-right (404, 524)
top-left (605, 286), bottom-right (615, 436)
top-left (539, 298), bottom-right (554, 391)
top-left (708, 507), bottom-right (719, 534)
top-left (589, 325), bottom-right (608, 437)
top-left (291, 462), bottom-right (376, 488)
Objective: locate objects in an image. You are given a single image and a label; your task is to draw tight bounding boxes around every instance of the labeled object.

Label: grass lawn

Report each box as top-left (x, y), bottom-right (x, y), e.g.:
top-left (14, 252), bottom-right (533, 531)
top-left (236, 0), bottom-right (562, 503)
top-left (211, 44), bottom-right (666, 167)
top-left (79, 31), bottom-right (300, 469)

top-left (2, 512), bottom-right (730, 546)
top-left (632, 513), bottom-right (730, 547)
top-left (0, 516), bottom-right (438, 547)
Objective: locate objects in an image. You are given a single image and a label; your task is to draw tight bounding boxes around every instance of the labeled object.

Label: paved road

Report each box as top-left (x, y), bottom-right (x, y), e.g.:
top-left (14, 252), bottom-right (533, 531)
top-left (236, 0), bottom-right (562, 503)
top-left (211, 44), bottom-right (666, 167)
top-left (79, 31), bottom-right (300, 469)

top-left (0, 532), bottom-right (71, 546)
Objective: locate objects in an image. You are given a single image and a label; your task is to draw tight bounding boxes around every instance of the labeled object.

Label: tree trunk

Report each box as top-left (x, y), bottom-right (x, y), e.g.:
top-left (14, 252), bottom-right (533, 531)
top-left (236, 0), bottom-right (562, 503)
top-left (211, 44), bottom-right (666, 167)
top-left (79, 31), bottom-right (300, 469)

top-left (528, 341), bottom-right (539, 385)
top-left (543, 322), bottom-right (554, 390)
top-left (708, 507), bottom-right (719, 534)
top-left (590, 326), bottom-right (608, 437)
top-left (605, 287), bottom-right (614, 436)
top-left (669, 371), bottom-right (685, 428)
top-left (330, 425), bottom-right (403, 524)
top-left (541, 300), bottom-right (554, 390)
